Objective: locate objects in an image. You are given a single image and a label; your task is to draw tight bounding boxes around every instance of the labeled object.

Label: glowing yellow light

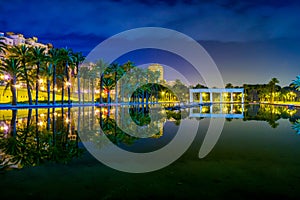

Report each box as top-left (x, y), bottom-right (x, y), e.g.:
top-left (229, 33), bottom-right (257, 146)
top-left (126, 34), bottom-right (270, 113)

top-left (40, 113), bottom-right (45, 117)
top-left (65, 118), bottom-right (69, 123)
top-left (38, 121), bottom-right (44, 126)
top-left (41, 86), bottom-right (45, 91)
top-left (39, 79), bottom-right (43, 83)
top-left (14, 84), bottom-right (21, 88)
top-left (201, 107), bottom-right (209, 113)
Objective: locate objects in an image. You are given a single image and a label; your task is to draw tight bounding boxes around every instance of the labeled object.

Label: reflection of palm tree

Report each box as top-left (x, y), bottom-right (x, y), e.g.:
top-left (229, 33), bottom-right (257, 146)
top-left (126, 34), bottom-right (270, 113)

top-left (10, 110), bottom-right (17, 137)
top-left (0, 121), bottom-right (84, 169)
top-left (292, 120), bottom-right (300, 134)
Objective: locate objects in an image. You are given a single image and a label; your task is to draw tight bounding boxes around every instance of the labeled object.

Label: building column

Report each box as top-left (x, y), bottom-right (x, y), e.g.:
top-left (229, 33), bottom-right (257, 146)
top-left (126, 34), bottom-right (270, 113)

top-left (210, 104), bottom-right (213, 113)
top-left (230, 92), bottom-right (233, 103)
top-left (200, 93), bottom-right (203, 103)
top-left (190, 91), bottom-right (193, 103)
top-left (220, 92), bottom-right (222, 102)
top-left (210, 92), bottom-right (213, 103)
top-left (241, 92), bottom-right (244, 104)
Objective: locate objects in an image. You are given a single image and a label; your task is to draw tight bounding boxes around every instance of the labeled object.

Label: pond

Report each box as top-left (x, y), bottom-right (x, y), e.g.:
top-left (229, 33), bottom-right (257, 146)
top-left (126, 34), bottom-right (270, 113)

top-left (1, 104), bottom-right (300, 199)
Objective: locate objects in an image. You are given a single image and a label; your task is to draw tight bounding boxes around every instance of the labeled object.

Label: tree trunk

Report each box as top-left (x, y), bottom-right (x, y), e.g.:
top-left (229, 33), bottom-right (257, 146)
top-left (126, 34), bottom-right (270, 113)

top-left (35, 63), bottom-right (40, 105)
top-left (82, 78), bottom-right (85, 104)
top-left (107, 90), bottom-right (111, 103)
top-left (10, 77), bottom-right (17, 106)
top-left (88, 78), bottom-right (90, 103)
top-left (24, 67), bottom-right (32, 105)
top-left (47, 79), bottom-right (50, 105)
top-left (91, 79), bottom-right (95, 104)
top-left (100, 74), bottom-right (104, 103)
top-left (52, 108), bottom-right (56, 146)
top-left (77, 69), bottom-right (81, 104)
top-left (11, 110), bottom-right (17, 137)
top-left (66, 63), bottom-right (71, 104)
top-left (115, 72), bottom-right (118, 104)
top-left (61, 81), bottom-right (64, 105)
top-left (47, 108), bottom-right (50, 131)
top-left (52, 64), bottom-right (56, 105)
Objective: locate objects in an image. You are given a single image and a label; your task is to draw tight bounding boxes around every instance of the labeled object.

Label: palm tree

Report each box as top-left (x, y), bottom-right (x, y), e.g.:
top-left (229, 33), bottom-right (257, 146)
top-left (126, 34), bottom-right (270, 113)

top-left (0, 58), bottom-right (21, 105)
top-left (225, 83), bottom-right (233, 88)
top-left (48, 48), bottom-right (60, 105)
top-left (88, 65), bottom-right (98, 103)
top-left (41, 57), bottom-right (53, 105)
top-left (0, 37), bottom-right (7, 54)
top-left (58, 48), bottom-right (74, 104)
top-left (95, 60), bottom-right (109, 104)
top-left (109, 63), bottom-right (124, 104)
top-left (103, 74), bottom-right (114, 103)
top-left (292, 76), bottom-right (300, 91)
top-left (30, 46), bottom-right (47, 105)
top-left (72, 52), bottom-right (85, 104)
top-left (79, 65), bottom-right (90, 104)
top-left (268, 78), bottom-right (279, 103)
top-left (9, 45), bottom-right (33, 105)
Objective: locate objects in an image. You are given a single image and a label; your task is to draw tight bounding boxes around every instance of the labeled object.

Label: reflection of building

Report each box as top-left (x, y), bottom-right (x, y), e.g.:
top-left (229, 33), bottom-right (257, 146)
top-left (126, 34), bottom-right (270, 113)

top-left (148, 64), bottom-right (164, 82)
top-left (189, 104), bottom-right (244, 119)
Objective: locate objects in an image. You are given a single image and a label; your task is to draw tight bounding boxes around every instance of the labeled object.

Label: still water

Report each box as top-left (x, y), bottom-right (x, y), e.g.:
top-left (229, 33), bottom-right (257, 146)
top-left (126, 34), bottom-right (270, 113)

top-left (1, 104), bottom-right (300, 199)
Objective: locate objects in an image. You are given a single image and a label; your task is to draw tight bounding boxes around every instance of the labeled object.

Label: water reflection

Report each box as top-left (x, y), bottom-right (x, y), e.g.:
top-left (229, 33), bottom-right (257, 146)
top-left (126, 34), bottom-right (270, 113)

top-left (190, 103), bottom-right (244, 118)
top-left (0, 104), bottom-right (300, 170)
top-left (0, 108), bottom-right (83, 170)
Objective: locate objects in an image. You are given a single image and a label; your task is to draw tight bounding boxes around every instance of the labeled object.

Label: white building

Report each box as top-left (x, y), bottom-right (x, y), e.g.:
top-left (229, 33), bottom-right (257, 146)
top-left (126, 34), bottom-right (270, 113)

top-left (1, 32), bottom-right (47, 49)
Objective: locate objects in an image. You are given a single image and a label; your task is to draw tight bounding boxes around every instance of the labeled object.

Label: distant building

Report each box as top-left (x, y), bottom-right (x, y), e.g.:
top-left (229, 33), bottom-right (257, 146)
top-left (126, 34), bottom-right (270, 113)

top-left (0, 31), bottom-right (47, 50)
top-left (148, 64), bottom-right (164, 82)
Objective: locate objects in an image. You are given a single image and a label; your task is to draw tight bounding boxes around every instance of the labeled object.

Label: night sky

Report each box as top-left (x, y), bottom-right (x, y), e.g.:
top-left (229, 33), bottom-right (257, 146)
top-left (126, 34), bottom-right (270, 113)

top-left (1, 0), bottom-right (300, 86)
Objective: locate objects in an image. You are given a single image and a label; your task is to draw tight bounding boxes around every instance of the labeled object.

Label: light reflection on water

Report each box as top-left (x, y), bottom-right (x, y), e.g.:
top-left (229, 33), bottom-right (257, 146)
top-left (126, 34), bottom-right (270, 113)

top-left (0, 104), bottom-right (300, 170)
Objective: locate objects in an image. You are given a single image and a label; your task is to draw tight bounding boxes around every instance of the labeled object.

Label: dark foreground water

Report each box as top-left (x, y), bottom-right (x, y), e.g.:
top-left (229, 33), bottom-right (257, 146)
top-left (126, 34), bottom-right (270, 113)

top-left (1, 104), bottom-right (300, 199)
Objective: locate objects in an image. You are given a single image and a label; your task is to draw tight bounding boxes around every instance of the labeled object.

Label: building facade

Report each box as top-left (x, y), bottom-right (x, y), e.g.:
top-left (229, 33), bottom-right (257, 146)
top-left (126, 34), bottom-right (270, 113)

top-left (148, 63), bottom-right (164, 82)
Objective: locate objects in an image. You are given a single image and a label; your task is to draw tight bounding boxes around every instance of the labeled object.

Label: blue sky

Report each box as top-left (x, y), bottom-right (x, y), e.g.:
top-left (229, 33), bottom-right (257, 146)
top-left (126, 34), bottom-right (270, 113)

top-left (1, 0), bottom-right (300, 86)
